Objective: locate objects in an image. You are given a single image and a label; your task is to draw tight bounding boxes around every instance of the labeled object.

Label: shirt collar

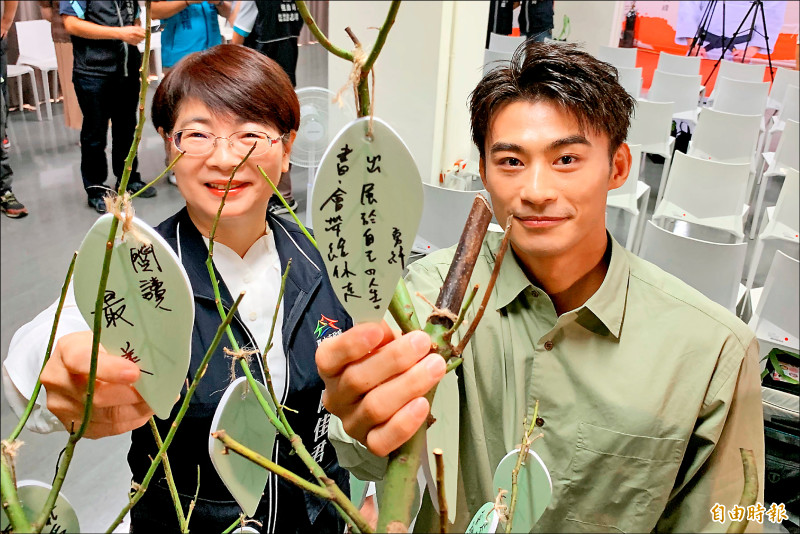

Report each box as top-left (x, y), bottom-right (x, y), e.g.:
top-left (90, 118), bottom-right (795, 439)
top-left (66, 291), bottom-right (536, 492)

top-left (491, 232), bottom-right (630, 339)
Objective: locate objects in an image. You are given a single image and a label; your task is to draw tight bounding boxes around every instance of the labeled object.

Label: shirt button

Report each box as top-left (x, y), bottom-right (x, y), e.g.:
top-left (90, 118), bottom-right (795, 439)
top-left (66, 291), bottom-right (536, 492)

top-left (532, 290), bottom-right (539, 297)
top-left (535, 417), bottom-right (545, 427)
top-left (248, 312), bottom-right (258, 321)
top-left (544, 340), bottom-right (554, 351)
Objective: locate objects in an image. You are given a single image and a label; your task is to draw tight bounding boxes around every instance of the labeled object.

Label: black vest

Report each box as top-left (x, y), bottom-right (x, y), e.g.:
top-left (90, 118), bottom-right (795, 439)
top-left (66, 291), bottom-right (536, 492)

top-left (67, 0), bottom-right (141, 77)
top-left (128, 208), bottom-right (352, 533)
top-left (243, 0), bottom-right (303, 86)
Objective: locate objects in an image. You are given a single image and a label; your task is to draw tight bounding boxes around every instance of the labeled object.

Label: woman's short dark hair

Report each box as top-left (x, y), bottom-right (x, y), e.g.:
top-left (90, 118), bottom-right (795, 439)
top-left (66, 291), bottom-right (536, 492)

top-left (152, 44), bottom-right (300, 136)
top-left (470, 41), bottom-right (635, 160)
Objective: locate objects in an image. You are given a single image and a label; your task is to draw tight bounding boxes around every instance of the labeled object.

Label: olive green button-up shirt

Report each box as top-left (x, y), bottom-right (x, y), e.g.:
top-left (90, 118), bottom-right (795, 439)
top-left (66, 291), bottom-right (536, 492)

top-left (330, 233), bottom-right (765, 533)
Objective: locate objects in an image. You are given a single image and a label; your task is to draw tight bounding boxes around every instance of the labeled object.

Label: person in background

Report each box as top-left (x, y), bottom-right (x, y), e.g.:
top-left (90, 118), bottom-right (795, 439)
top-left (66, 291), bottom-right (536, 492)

top-left (151, 0), bottom-right (231, 72)
top-left (60, 0), bottom-right (157, 215)
top-left (1, 0), bottom-right (28, 218)
top-left (486, 0), bottom-right (515, 49)
top-left (519, 0), bottom-right (554, 43)
top-left (39, 1), bottom-right (82, 132)
top-left (232, 0), bottom-right (302, 216)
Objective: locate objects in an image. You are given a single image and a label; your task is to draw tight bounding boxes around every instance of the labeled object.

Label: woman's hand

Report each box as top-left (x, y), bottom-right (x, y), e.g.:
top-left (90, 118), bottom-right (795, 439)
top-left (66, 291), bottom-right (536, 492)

top-left (40, 331), bottom-right (154, 439)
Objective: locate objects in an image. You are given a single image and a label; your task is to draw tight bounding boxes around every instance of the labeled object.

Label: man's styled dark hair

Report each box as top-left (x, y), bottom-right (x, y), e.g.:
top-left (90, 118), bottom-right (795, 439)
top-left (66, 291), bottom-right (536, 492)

top-left (469, 41), bottom-right (635, 160)
top-left (152, 44), bottom-right (300, 136)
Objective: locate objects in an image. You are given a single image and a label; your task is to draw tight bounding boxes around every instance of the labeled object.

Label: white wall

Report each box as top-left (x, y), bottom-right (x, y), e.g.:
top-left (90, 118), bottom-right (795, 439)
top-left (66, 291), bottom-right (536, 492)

top-left (327, 1), bottom-right (489, 184)
top-left (554, 1), bottom-right (623, 55)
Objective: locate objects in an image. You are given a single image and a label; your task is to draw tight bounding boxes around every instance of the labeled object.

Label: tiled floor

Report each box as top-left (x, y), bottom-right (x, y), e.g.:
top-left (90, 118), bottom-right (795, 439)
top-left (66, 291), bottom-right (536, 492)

top-left (1, 41), bottom-right (796, 532)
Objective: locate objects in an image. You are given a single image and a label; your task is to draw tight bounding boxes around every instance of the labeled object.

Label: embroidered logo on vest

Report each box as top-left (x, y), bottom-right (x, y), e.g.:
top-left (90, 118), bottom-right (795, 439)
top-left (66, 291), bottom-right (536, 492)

top-left (314, 314), bottom-right (341, 346)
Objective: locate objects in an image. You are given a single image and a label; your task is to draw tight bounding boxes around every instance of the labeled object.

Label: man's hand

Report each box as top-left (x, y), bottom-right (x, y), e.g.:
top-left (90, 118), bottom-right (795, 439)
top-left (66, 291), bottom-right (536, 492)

top-left (316, 322), bottom-right (446, 458)
top-left (688, 43), bottom-right (708, 58)
top-left (40, 331), bottom-right (154, 439)
top-left (117, 25), bottom-right (146, 46)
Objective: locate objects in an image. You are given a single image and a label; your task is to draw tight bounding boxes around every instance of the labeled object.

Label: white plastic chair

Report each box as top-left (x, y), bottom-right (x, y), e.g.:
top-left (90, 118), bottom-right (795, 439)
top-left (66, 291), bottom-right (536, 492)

top-left (488, 33), bottom-right (526, 54)
top-left (764, 84), bottom-right (799, 149)
top-left (766, 67), bottom-right (800, 111)
top-left (647, 70), bottom-right (702, 123)
top-left (414, 184), bottom-right (489, 253)
top-left (627, 99), bottom-right (674, 206)
top-left (607, 144), bottom-right (650, 253)
top-left (14, 20), bottom-right (58, 121)
top-left (688, 108), bottom-right (762, 167)
top-left (639, 221), bottom-right (748, 312)
top-left (483, 49), bottom-right (513, 77)
top-left (710, 77), bottom-right (770, 117)
top-left (745, 168), bottom-right (799, 290)
top-left (652, 151), bottom-right (750, 241)
top-left (748, 250), bottom-right (799, 355)
top-left (716, 59), bottom-right (767, 83)
top-left (657, 51), bottom-right (701, 75)
top-left (616, 66), bottom-right (642, 99)
top-left (596, 45), bottom-right (637, 69)
top-left (5, 64), bottom-right (42, 121)
top-left (749, 119), bottom-right (800, 239)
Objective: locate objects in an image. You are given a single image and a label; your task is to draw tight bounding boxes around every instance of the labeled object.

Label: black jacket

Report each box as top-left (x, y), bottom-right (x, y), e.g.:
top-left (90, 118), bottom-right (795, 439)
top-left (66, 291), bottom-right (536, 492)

top-left (243, 0), bottom-right (303, 86)
top-left (128, 208), bottom-right (352, 533)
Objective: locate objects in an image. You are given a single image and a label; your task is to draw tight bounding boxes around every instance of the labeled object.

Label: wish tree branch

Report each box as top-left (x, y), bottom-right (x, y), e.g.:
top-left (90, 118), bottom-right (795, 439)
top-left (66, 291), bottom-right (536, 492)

top-left (105, 293), bottom-right (246, 533)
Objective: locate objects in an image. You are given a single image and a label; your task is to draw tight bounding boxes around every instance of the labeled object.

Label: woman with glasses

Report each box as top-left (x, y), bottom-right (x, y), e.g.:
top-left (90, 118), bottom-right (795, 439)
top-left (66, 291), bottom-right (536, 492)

top-left (3, 45), bottom-right (352, 533)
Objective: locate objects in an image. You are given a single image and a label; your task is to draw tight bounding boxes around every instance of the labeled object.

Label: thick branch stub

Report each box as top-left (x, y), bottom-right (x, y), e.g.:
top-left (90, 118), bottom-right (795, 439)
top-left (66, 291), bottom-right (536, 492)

top-left (431, 196), bottom-right (493, 328)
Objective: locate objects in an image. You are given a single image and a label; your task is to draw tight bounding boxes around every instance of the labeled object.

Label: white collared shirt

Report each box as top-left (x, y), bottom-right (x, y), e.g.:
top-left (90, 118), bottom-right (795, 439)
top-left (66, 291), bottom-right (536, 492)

top-left (202, 231), bottom-right (287, 401)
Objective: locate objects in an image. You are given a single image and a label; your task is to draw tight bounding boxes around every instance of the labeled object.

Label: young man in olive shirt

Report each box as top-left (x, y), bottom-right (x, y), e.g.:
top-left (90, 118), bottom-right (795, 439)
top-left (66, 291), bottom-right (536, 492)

top-left (316, 41), bottom-right (765, 532)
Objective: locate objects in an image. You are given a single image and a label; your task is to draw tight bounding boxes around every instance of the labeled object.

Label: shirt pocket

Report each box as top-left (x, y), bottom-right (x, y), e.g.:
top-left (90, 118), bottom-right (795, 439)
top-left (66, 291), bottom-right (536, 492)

top-left (563, 422), bottom-right (685, 533)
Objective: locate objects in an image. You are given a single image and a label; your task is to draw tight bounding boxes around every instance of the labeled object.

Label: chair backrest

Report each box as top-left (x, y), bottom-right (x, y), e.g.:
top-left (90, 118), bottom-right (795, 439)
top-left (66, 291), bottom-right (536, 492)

top-left (773, 119), bottom-right (800, 173)
top-left (627, 99), bottom-right (673, 153)
top-left (648, 70), bottom-right (702, 115)
top-left (483, 49), bottom-right (513, 77)
top-left (755, 250), bottom-right (799, 338)
top-left (711, 77), bottom-right (770, 116)
top-left (596, 45), bottom-right (637, 69)
top-left (768, 67), bottom-right (800, 109)
top-left (417, 184), bottom-right (489, 251)
top-left (639, 221), bottom-right (748, 310)
top-left (767, 168), bottom-right (800, 237)
top-left (616, 66), bottom-right (642, 99)
top-left (657, 51), bottom-right (701, 75)
top-left (662, 151), bottom-right (750, 220)
top-left (15, 20), bottom-right (56, 61)
top-left (717, 59), bottom-right (766, 83)
top-left (688, 108), bottom-right (761, 165)
top-left (608, 144), bottom-right (642, 202)
top-left (775, 85), bottom-right (799, 125)
top-left (488, 33), bottom-right (526, 54)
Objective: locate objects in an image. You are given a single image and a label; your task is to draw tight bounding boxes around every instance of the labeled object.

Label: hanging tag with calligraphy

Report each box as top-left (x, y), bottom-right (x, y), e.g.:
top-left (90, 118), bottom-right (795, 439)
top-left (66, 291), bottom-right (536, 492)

top-left (208, 377), bottom-right (276, 517)
top-left (0, 480), bottom-right (81, 533)
top-left (311, 117), bottom-right (423, 323)
top-left (72, 214), bottom-right (194, 419)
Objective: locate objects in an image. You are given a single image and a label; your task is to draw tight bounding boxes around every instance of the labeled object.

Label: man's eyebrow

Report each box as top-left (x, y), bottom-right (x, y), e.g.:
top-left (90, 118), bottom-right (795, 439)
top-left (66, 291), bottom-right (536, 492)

top-left (489, 142), bottom-right (525, 155)
top-left (547, 135), bottom-right (591, 151)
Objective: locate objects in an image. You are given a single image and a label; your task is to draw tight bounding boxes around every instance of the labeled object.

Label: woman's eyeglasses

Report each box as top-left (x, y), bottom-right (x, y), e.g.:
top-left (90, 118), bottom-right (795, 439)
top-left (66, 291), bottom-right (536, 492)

top-left (169, 129), bottom-right (286, 158)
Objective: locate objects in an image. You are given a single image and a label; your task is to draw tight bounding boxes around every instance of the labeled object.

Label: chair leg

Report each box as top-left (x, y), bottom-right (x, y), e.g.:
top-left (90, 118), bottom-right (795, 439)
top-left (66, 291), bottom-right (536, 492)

top-left (625, 211), bottom-right (638, 251)
top-left (633, 189), bottom-right (651, 255)
top-left (749, 174), bottom-right (769, 239)
top-left (655, 153), bottom-right (671, 207)
top-left (745, 237), bottom-right (764, 290)
top-left (28, 71), bottom-right (42, 121)
top-left (40, 69), bottom-right (53, 121)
